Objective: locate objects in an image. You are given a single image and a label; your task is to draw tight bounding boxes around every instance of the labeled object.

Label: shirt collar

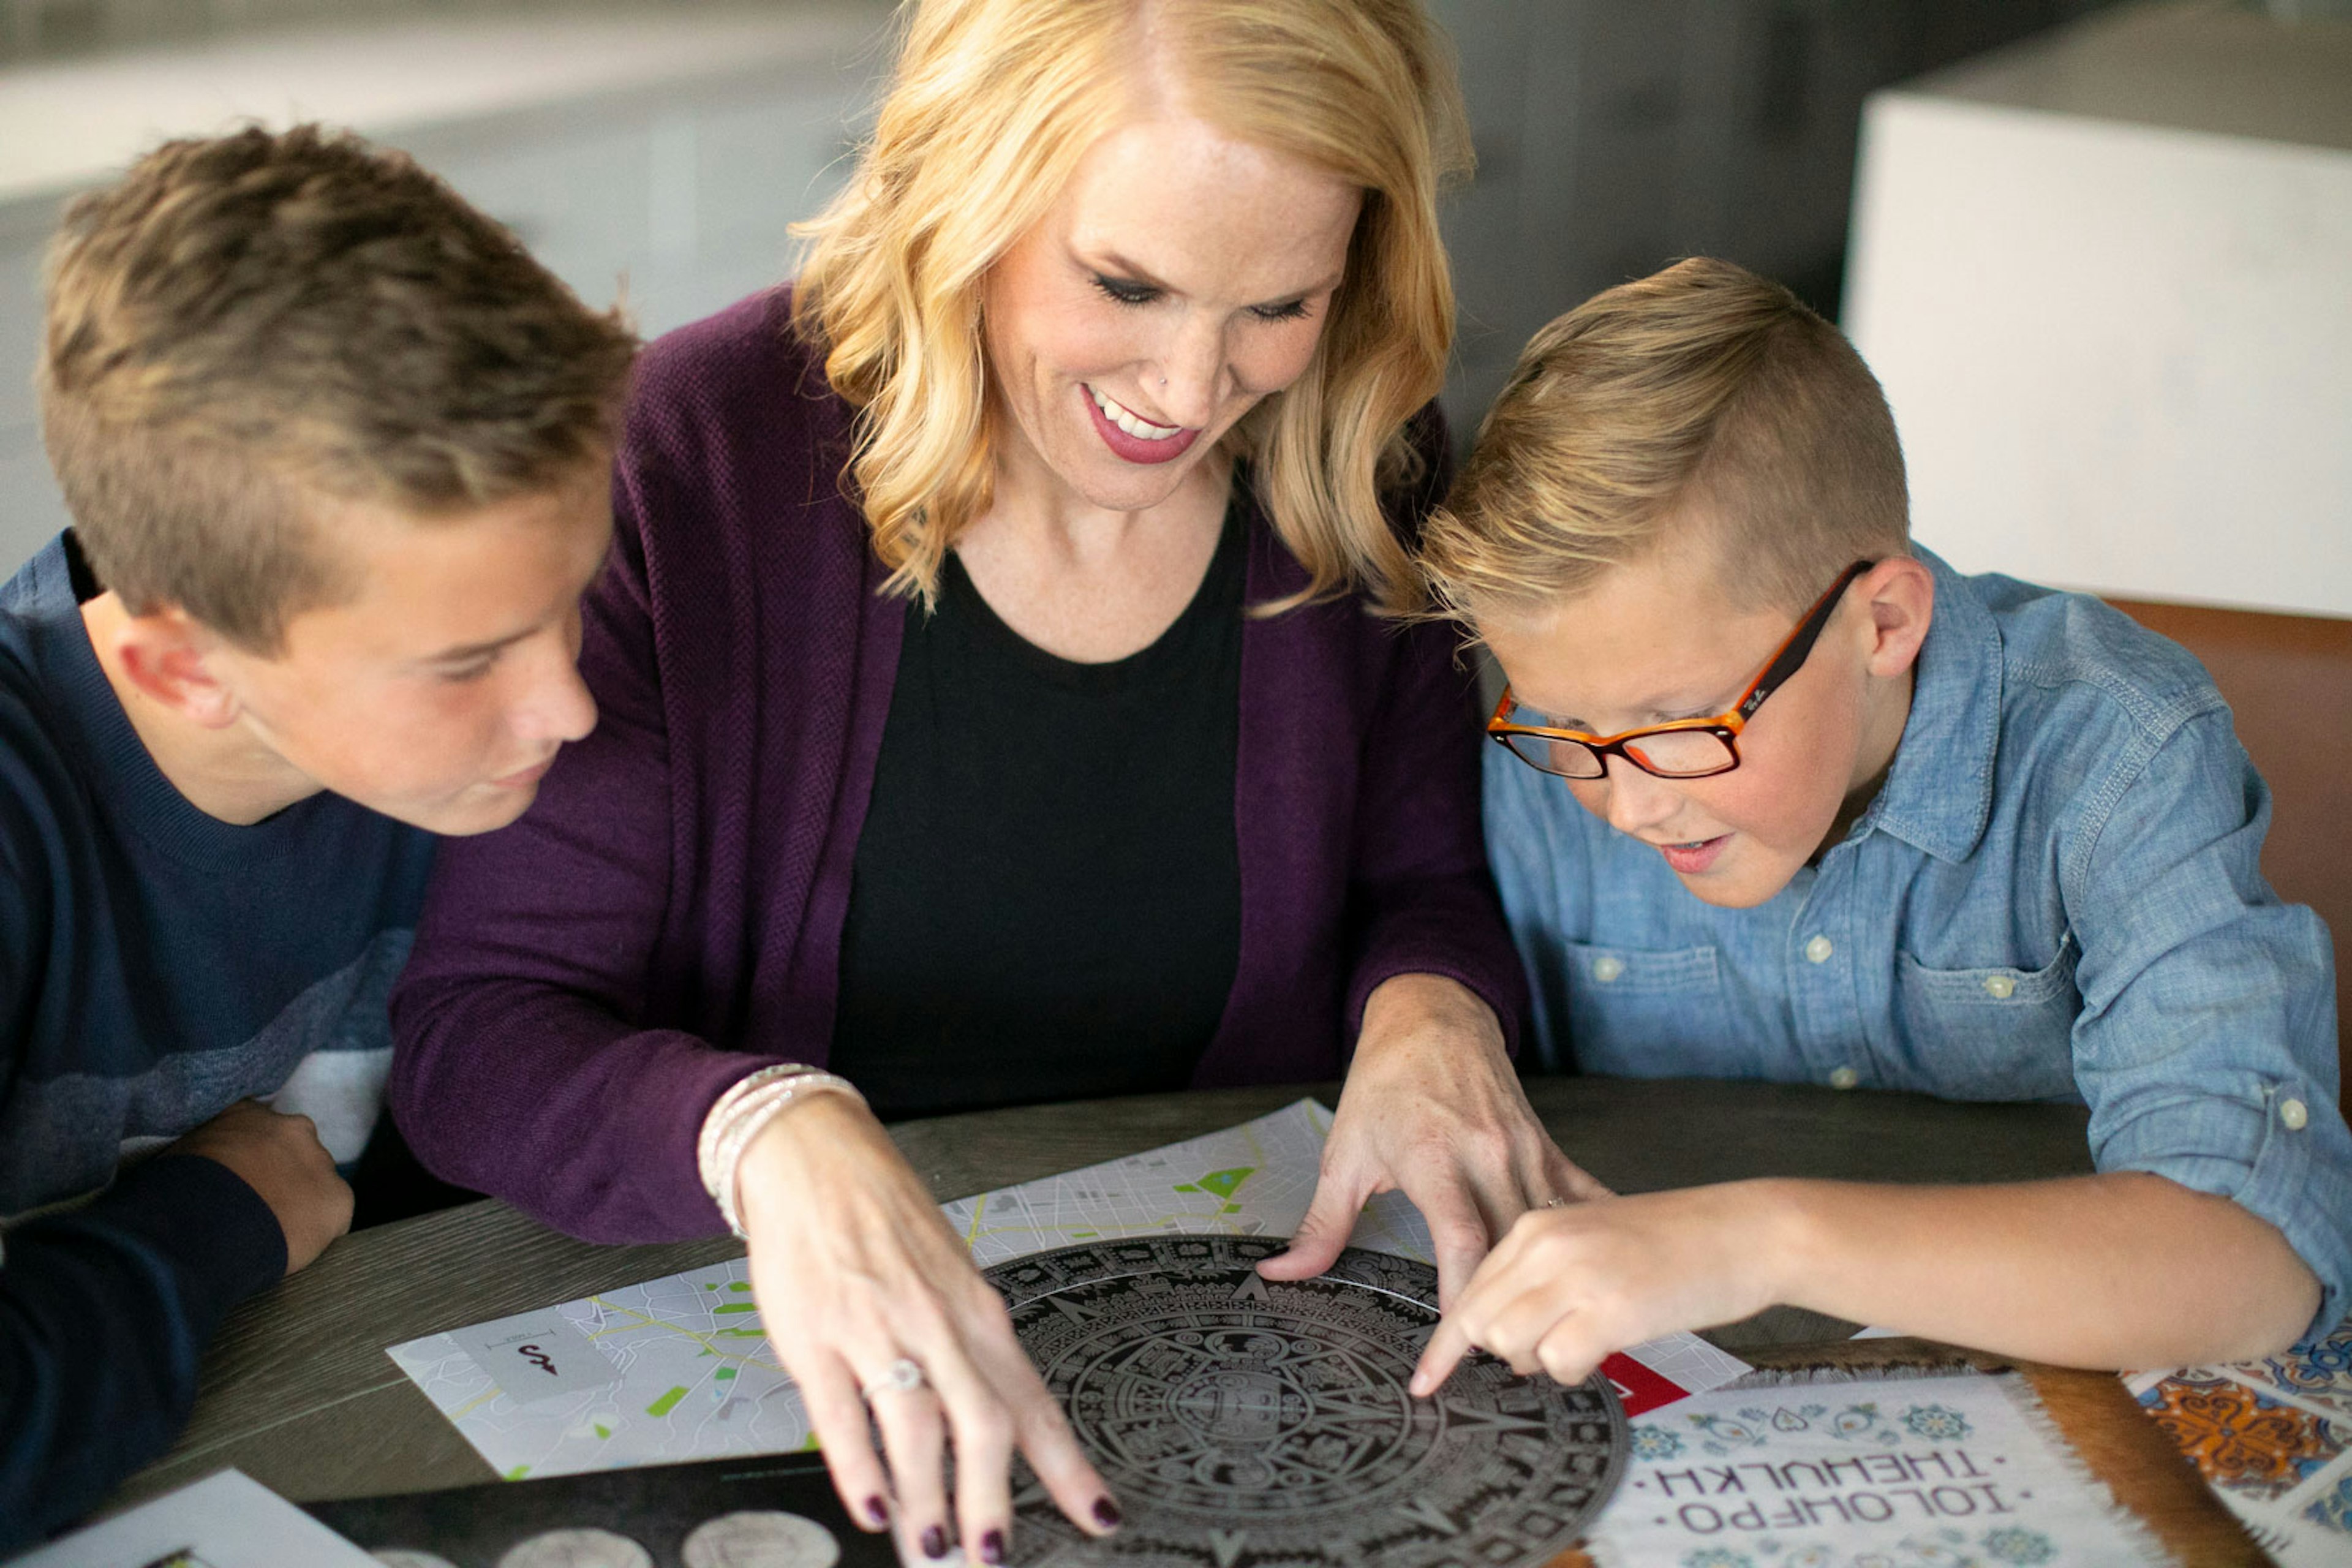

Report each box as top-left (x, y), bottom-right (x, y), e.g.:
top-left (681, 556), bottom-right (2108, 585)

top-left (1854, 546), bottom-right (2002, 864)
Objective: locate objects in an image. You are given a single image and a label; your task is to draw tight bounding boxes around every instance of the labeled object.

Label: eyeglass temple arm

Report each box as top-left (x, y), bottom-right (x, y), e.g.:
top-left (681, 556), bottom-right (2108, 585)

top-left (1735, 559), bottom-right (1875, 721)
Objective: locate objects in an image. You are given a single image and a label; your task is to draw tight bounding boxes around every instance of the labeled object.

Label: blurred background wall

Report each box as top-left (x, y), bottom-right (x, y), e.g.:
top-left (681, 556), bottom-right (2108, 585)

top-left (0, 0), bottom-right (2149, 571)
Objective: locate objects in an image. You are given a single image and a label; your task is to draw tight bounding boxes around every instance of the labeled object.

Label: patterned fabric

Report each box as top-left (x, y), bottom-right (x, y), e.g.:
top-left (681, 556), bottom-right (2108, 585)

top-left (2127, 1321), bottom-right (2352, 1564)
top-left (1487, 548), bottom-right (2352, 1342)
top-left (2136, 1374), bottom-right (2344, 1499)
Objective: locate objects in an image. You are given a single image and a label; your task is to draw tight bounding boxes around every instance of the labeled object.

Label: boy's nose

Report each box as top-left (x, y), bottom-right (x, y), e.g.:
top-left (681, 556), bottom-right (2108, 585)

top-left (513, 633), bottom-right (598, 746)
top-left (1600, 756), bottom-right (1682, 837)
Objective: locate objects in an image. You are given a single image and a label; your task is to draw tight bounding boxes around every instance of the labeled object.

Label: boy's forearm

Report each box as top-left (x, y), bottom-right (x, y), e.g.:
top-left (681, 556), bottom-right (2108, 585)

top-left (1752, 1170), bottom-right (2319, 1370)
top-left (0, 1155), bottom-right (285, 1548)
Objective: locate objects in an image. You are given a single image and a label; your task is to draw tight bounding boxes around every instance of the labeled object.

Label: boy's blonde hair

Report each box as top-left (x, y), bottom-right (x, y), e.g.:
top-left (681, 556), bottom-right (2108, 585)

top-left (39, 124), bottom-right (638, 652)
top-left (1421, 257), bottom-right (1909, 624)
top-left (793, 0), bottom-right (1469, 615)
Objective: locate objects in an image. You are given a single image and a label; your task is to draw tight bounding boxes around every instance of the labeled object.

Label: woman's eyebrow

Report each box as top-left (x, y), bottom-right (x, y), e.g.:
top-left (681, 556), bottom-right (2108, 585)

top-left (1090, 250), bottom-right (1171, 288)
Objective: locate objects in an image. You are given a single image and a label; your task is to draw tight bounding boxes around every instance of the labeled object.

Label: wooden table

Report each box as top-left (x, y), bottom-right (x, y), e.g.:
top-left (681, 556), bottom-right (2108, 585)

top-left (107, 1077), bottom-right (2264, 1563)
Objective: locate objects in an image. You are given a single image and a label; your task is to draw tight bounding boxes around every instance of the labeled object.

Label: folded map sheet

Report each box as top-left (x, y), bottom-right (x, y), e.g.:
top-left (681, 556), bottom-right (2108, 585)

top-left (390, 1098), bottom-right (1750, 1480)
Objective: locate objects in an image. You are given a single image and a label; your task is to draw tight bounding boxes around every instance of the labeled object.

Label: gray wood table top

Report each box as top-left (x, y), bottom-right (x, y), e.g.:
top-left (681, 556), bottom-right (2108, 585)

top-left (107, 1076), bottom-right (2097, 1513)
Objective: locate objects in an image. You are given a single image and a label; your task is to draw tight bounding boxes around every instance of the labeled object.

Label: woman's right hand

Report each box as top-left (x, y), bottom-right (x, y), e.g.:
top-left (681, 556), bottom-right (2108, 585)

top-left (736, 1093), bottom-right (1121, 1563)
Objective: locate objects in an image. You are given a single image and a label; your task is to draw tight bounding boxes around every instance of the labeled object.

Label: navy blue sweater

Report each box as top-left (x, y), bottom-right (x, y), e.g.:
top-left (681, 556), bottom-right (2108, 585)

top-left (0, 532), bottom-right (435, 1547)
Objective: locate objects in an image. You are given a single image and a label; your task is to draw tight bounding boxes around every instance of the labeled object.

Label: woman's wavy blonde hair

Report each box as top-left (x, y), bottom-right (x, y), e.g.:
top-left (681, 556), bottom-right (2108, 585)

top-left (793, 0), bottom-right (1469, 614)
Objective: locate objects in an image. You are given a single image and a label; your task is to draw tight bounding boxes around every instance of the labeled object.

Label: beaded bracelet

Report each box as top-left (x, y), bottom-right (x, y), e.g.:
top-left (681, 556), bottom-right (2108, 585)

top-left (697, 1063), bottom-right (864, 1238)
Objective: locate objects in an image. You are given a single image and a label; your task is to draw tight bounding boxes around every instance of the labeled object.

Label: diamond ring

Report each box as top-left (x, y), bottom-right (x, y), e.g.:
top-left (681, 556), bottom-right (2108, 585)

top-left (862, 1357), bottom-right (927, 1398)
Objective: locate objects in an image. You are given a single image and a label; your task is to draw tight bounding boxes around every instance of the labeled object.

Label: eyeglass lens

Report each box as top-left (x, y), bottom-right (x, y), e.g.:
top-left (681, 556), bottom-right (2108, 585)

top-left (1503, 726), bottom-right (1737, 779)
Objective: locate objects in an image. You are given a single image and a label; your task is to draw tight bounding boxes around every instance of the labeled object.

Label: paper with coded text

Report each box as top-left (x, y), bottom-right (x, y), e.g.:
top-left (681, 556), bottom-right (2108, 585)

top-left (388, 1097), bottom-right (1749, 1480)
top-left (1586, 1371), bottom-right (2172, 1567)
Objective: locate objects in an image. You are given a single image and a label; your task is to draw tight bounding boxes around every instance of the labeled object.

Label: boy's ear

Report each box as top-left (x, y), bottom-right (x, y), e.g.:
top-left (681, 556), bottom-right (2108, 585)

top-left (1860, 556), bottom-right (1934, 680)
top-left (109, 606), bottom-right (244, 729)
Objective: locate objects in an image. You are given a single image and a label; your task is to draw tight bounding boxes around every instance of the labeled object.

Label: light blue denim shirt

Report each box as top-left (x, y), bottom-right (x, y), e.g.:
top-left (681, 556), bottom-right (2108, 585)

top-left (1486, 548), bottom-right (2352, 1342)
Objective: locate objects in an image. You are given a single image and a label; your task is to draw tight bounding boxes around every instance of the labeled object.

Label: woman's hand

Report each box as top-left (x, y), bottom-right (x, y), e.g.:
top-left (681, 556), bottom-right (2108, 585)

top-left (1257, 973), bottom-right (1608, 1307)
top-left (736, 1094), bottom-right (1120, 1563)
top-left (1411, 1182), bottom-right (1788, 1396)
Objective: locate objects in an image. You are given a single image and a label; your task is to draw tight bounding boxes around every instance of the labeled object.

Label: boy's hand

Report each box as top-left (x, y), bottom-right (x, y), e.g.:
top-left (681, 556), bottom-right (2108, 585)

top-left (1410, 1182), bottom-right (1791, 1396)
top-left (1259, 973), bottom-right (1609, 1308)
top-left (170, 1099), bottom-right (353, 1275)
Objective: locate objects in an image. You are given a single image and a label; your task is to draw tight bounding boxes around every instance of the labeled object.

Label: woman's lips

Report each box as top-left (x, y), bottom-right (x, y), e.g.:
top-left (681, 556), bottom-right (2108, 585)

top-left (1659, 834), bottom-right (1730, 874)
top-left (1084, 384), bottom-right (1200, 465)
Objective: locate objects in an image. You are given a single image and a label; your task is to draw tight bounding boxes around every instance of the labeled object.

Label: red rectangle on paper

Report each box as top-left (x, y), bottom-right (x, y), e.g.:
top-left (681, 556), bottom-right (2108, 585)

top-left (1599, 1351), bottom-right (1689, 1416)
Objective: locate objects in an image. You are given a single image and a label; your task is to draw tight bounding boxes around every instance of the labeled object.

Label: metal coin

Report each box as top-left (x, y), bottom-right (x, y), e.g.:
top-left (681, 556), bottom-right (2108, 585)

top-left (681, 1510), bottom-right (843, 1568)
top-left (496, 1529), bottom-right (657, 1568)
top-left (982, 1235), bottom-right (1629, 1568)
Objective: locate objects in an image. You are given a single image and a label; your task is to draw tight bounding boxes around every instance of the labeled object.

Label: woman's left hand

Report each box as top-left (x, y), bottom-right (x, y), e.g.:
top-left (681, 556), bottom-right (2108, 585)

top-left (1256, 973), bottom-right (1608, 1307)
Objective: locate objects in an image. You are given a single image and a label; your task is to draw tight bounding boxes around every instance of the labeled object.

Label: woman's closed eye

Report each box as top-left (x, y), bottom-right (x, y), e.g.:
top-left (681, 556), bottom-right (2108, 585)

top-left (1090, 273), bottom-right (1160, 307)
top-left (1090, 272), bottom-right (1313, 323)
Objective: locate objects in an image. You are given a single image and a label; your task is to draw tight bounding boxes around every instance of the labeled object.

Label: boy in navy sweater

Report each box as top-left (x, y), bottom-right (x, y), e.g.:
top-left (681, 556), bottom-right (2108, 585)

top-left (0, 125), bottom-right (634, 1544)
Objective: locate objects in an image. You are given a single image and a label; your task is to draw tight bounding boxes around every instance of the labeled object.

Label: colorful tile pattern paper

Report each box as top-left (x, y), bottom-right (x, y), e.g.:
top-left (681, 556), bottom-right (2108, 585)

top-left (2124, 1316), bottom-right (2352, 1566)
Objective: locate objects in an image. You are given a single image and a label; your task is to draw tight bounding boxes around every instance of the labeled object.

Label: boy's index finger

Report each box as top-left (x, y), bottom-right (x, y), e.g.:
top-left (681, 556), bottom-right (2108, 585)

top-left (1410, 1318), bottom-right (1474, 1397)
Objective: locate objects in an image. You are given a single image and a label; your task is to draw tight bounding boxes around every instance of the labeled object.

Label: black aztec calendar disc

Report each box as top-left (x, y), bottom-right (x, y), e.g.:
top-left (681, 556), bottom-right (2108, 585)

top-left (983, 1235), bottom-right (1627, 1568)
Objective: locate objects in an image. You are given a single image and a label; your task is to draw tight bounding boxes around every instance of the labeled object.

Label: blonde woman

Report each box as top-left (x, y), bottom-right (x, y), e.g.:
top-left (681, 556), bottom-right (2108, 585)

top-left (391, 0), bottom-right (1596, 1556)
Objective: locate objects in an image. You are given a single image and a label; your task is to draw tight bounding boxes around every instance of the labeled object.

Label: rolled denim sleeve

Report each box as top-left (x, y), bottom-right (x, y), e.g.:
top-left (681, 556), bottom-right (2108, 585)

top-left (2065, 707), bottom-right (2351, 1343)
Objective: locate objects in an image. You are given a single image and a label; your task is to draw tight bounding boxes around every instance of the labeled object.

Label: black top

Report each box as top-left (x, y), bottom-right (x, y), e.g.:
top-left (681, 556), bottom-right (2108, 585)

top-left (831, 506), bottom-right (1246, 1118)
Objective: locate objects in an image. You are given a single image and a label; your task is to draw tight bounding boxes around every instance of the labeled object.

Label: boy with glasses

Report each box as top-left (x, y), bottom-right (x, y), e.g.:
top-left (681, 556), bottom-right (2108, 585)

top-left (1, 126), bottom-right (631, 1545)
top-left (1409, 258), bottom-right (2350, 1394)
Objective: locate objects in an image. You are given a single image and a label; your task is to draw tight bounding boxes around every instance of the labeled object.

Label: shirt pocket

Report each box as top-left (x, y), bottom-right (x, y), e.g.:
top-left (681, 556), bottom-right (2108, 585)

top-left (1891, 937), bottom-right (2081, 1100)
top-left (1561, 940), bottom-right (1736, 1075)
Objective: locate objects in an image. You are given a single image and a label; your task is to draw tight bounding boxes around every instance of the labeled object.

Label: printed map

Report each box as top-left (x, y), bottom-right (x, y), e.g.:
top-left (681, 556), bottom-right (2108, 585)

top-left (388, 1098), bottom-right (1747, 1480)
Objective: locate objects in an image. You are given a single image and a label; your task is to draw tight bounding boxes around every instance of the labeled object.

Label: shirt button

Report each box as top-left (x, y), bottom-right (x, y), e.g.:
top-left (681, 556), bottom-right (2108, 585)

top-left (2282, 1098), bottom-right (2310, 1131)
top-left (1804, 935), bottom-right (1834, 964)
top-left (1828, 1066), bottom-right (1860, 1090)
top-left (1981, 974), bottom-right (2017, 1000)
top-left (1592, 956), bottom-right (1626, 984)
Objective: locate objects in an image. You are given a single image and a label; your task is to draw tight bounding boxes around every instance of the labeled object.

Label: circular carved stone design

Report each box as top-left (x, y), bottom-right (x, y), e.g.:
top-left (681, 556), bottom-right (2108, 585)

top-left (984, 1235), bottom-right (1627, 1568)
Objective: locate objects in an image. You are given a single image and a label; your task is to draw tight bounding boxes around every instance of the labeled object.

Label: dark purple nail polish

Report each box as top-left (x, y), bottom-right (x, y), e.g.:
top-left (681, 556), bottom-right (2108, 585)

top-left (980, 1529), bottom-right (1006, 1564)
top-left (921, 1526), bottom-right (949, 1560)
top-left (1092, 1497), bottom-right (1123, 1529)
top-left (864, 1496), bottom-right (891, 1528)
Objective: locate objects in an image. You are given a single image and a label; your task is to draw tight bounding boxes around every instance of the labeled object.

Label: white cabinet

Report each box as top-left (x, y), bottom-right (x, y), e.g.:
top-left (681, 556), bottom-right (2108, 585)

top-left (1845, 1), bottom-right (2352, 618)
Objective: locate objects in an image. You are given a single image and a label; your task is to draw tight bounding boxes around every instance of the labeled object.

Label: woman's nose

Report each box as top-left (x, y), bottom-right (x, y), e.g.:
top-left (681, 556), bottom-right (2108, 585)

top-left (1150, 315), bottom-right (1228, 430)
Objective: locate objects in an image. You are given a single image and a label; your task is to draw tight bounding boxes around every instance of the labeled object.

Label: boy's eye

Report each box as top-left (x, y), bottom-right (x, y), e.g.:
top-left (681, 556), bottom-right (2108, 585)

top-left (1091, 274), bottom-right (1160, 307)
top-left (437, 656), bottom-right (499, 684)
top-left (1248, 298), bottom-right (1313, 323)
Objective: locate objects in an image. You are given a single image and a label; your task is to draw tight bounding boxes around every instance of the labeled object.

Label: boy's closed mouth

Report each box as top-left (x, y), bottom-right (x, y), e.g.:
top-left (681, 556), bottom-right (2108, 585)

top-left (489, 755), bottom-right (558, 790)
top-left (1656, 834), bottom-right (1730, 874)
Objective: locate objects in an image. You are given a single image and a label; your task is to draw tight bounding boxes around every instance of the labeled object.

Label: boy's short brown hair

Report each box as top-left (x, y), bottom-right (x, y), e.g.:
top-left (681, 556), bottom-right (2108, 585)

top-left (37, 124), bottom-right (638, 652)
top-left (1420, 257), bottom-right (1909, 624)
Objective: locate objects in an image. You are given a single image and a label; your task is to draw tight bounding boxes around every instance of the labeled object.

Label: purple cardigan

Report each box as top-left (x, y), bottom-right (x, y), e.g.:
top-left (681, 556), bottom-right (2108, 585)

top-left (388, 289), bottom-right (1526, 1243)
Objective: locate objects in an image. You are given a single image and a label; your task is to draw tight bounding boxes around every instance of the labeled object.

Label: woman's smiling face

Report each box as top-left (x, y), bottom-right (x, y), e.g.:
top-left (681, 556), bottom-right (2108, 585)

top-left (981, 114), bottom-right (1362, 514)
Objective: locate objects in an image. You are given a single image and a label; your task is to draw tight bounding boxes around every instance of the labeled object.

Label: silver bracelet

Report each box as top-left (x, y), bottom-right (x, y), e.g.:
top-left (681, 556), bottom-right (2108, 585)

top-left (696, 1064), bottom-right (864, 1238)
top-left (696, 1065), bottom-right (823, 1190)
